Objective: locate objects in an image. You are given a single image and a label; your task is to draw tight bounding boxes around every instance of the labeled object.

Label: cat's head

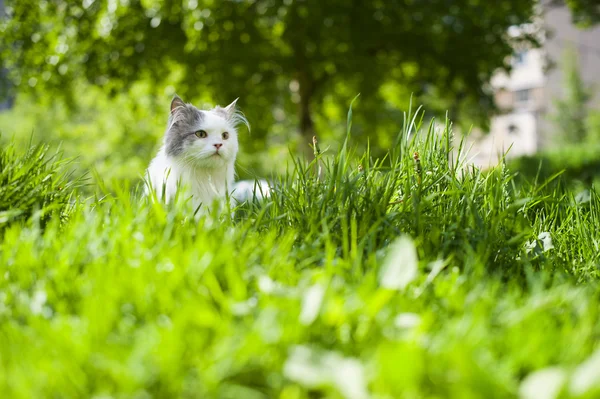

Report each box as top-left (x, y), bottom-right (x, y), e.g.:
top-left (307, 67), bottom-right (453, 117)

top-left (164, 95), bottom-right (248, 168)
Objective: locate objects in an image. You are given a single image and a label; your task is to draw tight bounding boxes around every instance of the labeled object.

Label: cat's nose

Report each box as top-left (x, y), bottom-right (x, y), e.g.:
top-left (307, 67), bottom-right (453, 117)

top-left (214, 143), bottom-right (223, 150)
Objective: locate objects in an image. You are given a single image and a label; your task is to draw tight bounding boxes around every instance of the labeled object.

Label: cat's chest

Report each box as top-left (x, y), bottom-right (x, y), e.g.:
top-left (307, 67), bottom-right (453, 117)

top-left (147, 151), bottom-right (233, 208)
top-left (172, 164), bottom-right (232, 208)
top-left (184, 169), bottom-right (227, 196)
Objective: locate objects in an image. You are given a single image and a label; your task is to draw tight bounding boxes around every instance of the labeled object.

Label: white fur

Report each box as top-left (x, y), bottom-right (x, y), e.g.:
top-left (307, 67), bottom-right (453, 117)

top-left (231, 179), bottom-right (271, 202)
top-left (146, 110), bottom-right (238, 212)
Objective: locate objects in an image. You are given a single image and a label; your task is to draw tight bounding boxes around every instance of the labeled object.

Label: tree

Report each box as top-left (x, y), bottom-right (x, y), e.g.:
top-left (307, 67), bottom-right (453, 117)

top-left (550, 0), bottom-right (600, 27)
top-left (1, 0), bottom-right (540, 149)
top-left (553, 48), bottom-right (592, 142)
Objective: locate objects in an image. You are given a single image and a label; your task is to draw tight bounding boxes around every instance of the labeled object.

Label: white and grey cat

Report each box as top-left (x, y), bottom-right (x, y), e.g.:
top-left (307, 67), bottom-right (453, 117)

top-left (146, 95), bottom-right (267, 212)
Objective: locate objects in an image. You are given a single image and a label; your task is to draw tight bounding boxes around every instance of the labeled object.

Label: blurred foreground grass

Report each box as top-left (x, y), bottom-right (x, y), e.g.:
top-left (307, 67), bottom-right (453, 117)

top-left (1, 105), bottom-right (600, 398)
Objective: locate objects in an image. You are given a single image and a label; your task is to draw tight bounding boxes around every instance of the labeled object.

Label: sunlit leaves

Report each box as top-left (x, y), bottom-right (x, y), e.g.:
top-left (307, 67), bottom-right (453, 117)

top-left (1, 0), bottom-right (545, 147)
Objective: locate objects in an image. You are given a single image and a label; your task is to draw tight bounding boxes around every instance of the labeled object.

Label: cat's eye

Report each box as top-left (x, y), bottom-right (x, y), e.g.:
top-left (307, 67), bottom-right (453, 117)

top-left (195, 130), bottom-right (208, 138)
top-left (222, 132), bottom-right (229, 140)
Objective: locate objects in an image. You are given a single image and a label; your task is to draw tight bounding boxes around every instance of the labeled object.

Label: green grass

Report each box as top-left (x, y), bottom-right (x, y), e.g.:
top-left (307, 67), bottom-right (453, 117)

top-left (1, 107), bottom-right (600, 399)
top-left (509, 143), bottom-right (600, 189)
top-left (0, 141), bottom-right (81, 229)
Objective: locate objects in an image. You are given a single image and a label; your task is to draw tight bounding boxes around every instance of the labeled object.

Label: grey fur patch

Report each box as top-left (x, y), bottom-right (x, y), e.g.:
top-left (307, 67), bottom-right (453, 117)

top-left (165, 104), bottom-right (204, 157)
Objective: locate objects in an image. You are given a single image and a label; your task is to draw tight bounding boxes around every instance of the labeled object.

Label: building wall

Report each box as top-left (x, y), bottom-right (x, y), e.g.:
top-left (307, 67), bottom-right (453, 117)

top-left (469, 3), bottom-right (600, 168)
top-left (473, 47), bottom-right (546, 167)
top-left (491, 48), bottom-right (546, 93)
top-left (538, 2), bottom-right (600, 147)
top-left (469, 113), bottom-right (538, 168)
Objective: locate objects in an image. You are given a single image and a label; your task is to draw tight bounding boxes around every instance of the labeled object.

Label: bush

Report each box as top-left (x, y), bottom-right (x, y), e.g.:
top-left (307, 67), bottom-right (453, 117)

top-left (0, 84), bottom-right (164, 194)
top-left (509, 144), bottom-right (600, 188)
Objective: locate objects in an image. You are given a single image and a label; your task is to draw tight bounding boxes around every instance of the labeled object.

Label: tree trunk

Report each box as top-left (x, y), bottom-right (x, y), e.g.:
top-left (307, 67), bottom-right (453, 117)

top-left (298, 70), bottom-right (316, 157)
top-left (300, 92), bottom-right (315, 148)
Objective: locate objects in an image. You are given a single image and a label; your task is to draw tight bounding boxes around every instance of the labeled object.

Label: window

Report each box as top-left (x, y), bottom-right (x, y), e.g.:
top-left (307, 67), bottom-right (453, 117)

top-left (514, 89), bottom-right (530, 105)
top-left (513, 50), bottom-right (528, 66)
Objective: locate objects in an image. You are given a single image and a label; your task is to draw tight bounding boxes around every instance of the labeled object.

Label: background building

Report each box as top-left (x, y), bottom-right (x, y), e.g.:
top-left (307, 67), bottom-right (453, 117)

top-left (469, 2), bottom-right (600, 167)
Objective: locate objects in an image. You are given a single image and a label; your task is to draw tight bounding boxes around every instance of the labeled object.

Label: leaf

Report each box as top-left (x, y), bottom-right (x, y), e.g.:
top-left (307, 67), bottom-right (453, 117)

top-left (299, 283), bottom-right (326, 325)
top-left (537, 232), bottom-right (554, 252)
top-left (575, 189), bottom-right (591, 204)
top-left (344, 94), bottom-right (361, 151)
top-left (283, 345), bottom-right (369, 399)
top-left (569, 348), bottom-right (600, 395)
top-left (283, 346), bottom-right (329, 388)
top-left (339, 94), bottom-right (361, 176)
top-left (379, 235), bottom-right (418, 290)
top-left (394, 313), bottom-right (421, 329)
top-left (525, 232), bottom-right (554, 255)
top-left (519, 367), bottom-right (567, 399)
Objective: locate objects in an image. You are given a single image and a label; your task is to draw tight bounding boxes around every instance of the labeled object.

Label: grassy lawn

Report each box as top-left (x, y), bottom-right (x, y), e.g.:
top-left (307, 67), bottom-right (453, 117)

top-left (1, 109), bottom-right (600, 398)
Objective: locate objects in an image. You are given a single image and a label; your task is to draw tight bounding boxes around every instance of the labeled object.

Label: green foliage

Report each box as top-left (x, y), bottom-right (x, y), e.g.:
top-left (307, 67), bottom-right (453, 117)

top-left (0, 83), bottom-right (164, 193)
top-left (0, 139), bottom-right (80, 229)
top-left (0, 83), bottom-right (288, 192)
top-left (587, 111), bottom-right (600, 142)
top-left (559, 0), bottom-right (600, 27)
top-left (510, 142), bottom-right (600, 179)
top-left (0, 0), bottom-right (540, 146)
top-left (2, 106), bottom-right (600, 397)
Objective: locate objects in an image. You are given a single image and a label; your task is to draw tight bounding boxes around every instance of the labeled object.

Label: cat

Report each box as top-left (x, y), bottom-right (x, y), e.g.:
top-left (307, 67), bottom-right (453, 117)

top-left (146, 95), bottom-right (253, 213)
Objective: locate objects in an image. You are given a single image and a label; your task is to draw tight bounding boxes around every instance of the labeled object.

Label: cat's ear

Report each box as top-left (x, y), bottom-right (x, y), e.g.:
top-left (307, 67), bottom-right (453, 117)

top-left (222, 98), bottom-right (250, 131)
top-left (170, 95), bottom-right (186, 114)
top-left (223, 98), bottom-right (239, 118)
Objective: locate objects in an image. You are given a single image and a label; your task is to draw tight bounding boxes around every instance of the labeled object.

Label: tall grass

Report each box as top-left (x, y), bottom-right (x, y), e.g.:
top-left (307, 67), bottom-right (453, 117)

top-left (0, 141), bottom-right (81, 229)
top-left (1, 105), bottom-right (599, 398)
